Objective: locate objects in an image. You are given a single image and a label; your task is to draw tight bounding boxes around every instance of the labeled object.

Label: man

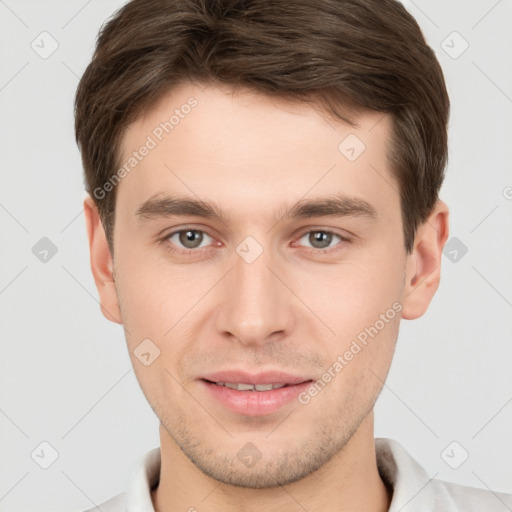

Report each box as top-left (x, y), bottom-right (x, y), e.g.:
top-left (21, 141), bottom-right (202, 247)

top-left (74, 0), bottom-right (511, 510)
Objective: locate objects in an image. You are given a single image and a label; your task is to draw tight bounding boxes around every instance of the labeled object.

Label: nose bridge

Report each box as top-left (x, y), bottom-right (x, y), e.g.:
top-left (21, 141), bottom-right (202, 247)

top-left (216, 240), bottom-right (292, 345)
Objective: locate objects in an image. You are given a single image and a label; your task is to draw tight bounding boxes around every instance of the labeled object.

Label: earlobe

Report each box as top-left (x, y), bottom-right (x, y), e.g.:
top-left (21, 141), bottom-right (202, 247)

top-left (83, 196), bottom-right (122, 324)
top-left (401, 201), bottom-right (449, 320)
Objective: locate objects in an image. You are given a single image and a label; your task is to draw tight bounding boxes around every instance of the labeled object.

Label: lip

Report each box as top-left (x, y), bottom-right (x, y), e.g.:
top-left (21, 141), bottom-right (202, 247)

top-left (198, 370), bottom-right (313, 416)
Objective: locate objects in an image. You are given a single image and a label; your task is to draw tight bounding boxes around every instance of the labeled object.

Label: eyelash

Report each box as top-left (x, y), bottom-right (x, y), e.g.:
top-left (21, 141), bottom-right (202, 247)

top-left (293, 230), bottom-right (349, 253)
top-left (161, 227), bottom-right (350, 255)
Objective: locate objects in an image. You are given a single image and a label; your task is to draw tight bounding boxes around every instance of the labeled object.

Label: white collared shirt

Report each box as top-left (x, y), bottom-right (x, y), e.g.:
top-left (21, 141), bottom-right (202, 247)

top-left (85, 438), bottom-right (512, 511)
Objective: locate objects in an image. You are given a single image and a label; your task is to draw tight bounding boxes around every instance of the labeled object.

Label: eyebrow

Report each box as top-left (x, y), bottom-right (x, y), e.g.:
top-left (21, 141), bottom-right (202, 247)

top-left (136, 195), bottom-right (230, 224)
top-left (283, 196), bottom-right (377, 221)
top-left (135, 194), bottom-right (377, 225)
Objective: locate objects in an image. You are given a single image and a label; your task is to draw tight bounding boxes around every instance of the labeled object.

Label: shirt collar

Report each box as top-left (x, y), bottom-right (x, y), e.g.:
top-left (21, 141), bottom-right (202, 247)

top-left (376, 437), bottom-right (437, 511)
top-left (124, 438), bottom-right (435, 511)
top-left (125, 447), bottom-right (160, 512)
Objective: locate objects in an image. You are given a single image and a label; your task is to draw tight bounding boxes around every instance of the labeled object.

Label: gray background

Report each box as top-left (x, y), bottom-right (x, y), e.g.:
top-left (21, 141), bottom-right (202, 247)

top-left (1, 1), bottom-right (511, 510)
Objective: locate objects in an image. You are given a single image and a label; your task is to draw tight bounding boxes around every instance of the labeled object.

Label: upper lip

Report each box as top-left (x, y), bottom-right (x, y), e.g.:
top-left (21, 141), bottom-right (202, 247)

top-left (200, 370), bottom-right (311, 386)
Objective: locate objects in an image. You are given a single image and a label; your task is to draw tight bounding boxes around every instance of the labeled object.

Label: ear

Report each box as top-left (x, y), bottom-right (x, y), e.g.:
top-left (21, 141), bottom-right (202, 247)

top-left (401, 200), bottom-right (449, 320)
top-left (83, 196), bottom-right (122, 324)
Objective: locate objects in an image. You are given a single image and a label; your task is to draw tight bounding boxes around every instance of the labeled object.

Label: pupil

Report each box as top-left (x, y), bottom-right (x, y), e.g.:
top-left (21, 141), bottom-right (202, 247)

top-left (310, 231), bottom-right (331, 249)
top-left (180, 230), bottom-right (202, 248)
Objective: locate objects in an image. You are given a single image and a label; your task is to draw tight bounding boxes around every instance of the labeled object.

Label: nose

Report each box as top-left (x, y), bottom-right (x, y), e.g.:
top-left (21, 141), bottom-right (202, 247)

top-left (215, 245), bottom-right (295, 346)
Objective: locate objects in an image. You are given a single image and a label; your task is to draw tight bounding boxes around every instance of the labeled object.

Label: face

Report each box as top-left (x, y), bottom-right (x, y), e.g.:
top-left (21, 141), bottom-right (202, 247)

top-left (86, 82), bottom-right (445, 488)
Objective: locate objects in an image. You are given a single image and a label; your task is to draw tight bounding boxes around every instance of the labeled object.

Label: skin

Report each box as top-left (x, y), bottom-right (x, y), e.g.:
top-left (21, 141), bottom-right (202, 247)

top-left (84, 82), bottom-right (449, 512)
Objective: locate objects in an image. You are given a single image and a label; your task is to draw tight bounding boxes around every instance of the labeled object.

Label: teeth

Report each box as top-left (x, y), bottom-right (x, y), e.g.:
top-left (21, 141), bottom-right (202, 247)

top-left (254, 384), bottom-right (273, 391)
top-left (236, 383), bottom-right (254, 391)
top-left (214, 382), bottom-right (287, 391)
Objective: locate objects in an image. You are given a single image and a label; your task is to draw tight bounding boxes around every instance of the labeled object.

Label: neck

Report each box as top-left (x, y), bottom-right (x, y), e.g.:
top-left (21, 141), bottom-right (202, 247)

top-left (152, 411), bottom-right (391, 512)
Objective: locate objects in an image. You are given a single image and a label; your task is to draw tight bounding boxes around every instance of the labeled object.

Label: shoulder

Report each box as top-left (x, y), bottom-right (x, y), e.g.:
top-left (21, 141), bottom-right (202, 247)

top-left (81, 447), bottom-right (160, 511)
top-left (376, 438), bottom-right (512, 512)
top-left (82, 492), bottom-right (126, 512)
top-left (429, 478), bottom-right (512, 511)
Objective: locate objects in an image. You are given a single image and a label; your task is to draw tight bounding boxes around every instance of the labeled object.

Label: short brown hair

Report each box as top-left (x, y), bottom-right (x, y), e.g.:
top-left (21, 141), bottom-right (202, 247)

top-left (75, 0), bottom-right (449, 253)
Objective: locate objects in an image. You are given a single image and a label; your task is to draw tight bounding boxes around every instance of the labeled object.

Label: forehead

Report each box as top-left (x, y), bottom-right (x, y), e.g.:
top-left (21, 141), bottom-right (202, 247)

top-left (117, 82), bottom-right (396, 225)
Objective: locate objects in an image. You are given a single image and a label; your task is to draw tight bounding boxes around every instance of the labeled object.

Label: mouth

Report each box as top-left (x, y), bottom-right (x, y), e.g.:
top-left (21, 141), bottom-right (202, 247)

top-left (198, 371), bottom-right (313, 416)
top-left (203, 381), bottom-right (290, 391)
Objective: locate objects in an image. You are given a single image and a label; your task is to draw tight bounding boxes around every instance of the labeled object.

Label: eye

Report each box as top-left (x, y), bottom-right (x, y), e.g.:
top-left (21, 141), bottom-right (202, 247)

top-left (296, 230), bottom-right (346, 250)
top-left (166, 229), bottom-right (213, 250)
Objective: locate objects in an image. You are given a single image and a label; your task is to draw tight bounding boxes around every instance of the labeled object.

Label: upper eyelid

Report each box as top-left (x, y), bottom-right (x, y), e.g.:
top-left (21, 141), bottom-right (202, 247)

top-left (165, 227), bottom-right (346, 238)
top-left (295, 227), bottom-right (348, 239)
top-left (164, 227), bottom-right (348, 249)
top-left (162, 225), bottom-right (215, 240)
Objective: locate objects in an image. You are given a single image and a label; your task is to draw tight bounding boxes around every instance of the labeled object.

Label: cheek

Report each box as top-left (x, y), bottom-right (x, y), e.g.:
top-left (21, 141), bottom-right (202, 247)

top-left (296, 253), bottom-right (405, 392)
top-left (114, 252), bottom-right (200, 336)
top-left (294, 256), bottom-right (405, 338)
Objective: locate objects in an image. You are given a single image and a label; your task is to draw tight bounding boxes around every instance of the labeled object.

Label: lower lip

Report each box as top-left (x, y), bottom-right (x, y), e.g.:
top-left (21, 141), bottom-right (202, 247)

top-left (200, 380), bottom-right (312, 416)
